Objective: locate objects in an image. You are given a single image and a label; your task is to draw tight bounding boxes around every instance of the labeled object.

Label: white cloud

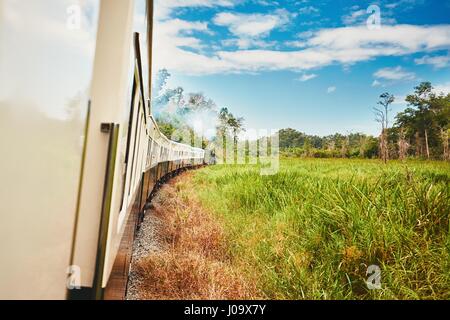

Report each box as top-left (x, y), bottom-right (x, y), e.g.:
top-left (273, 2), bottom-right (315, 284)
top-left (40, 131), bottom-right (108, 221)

top-left (285, 40), bottom-right (308, 48)
top-left (327, 86), bottom-right (336, 93)
top-left (153, 18), bottom-right (233, 75)
top-left (213, 9), bottom-right (293, 49)
top-left (414, 54), bottom-right (450, 69)
top-left (385, 0), bottom-right (423, 10)
top-left (297, 30), bottom-right (315, 39)
top-left (256, 0), bottom-right (280, 6)
top-left (154, 22), bottom-right (450, 75)
top-left (214, 10), bottom-right (292, 37)
top-left (298, 6), bottom-right (320, 15)
top-left (152, 0), bottom-right (240, 74)
top-left (155, 0), bottom-right (235, 20)
top-left (342, 9), bottom-right (367, 25)
top-left (374, 66), bottom-right (416, 81)
top-left (222, 38), bottom-right (276, 49)
top-left (297, 73), bottom-right (317, 82)
top-left (342, 5), bottom-right (396, 26)
top-left (218, 25), bottom-right (450, 73)
top-left (157, 19), bottom-right (211, 50)
top-left (434, 82), bottom-right (450, 95)
top-left (392, 95), bottom-right (408, 104)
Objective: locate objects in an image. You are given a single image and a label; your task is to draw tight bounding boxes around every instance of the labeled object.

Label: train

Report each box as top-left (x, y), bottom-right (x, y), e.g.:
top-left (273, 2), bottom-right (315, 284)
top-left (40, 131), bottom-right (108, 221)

top-left (0, 0), bottom-right (205, 300)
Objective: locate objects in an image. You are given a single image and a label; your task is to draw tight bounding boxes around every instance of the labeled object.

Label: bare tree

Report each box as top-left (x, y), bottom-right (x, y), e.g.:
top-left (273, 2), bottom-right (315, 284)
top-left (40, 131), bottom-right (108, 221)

top-left (374, 92), bottom-right (395, 163)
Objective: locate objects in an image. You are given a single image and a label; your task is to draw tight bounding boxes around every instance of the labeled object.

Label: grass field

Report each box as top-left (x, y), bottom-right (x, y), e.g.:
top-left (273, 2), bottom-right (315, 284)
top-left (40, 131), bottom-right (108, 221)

top-left (189, 158), bottom-right (450, 299)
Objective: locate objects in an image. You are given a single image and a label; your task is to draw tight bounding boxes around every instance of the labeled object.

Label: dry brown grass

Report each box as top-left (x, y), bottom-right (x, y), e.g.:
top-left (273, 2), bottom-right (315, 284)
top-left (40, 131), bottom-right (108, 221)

top-left (133, 172), bottom-right (260, 300)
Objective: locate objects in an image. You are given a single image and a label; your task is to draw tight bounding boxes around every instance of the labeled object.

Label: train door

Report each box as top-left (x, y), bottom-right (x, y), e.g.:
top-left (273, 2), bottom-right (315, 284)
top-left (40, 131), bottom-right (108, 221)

top-left (0, 0), bottom-right (101, 300)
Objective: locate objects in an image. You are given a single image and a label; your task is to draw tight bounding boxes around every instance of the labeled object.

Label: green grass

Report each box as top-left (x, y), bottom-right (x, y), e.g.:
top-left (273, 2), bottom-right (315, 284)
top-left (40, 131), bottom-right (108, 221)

top-left (191, 158), bottom-right (450, 300)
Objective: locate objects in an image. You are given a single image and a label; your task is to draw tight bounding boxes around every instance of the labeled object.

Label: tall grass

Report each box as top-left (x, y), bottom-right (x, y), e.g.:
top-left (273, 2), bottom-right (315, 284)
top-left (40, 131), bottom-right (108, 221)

top-left (192, 158), bottom-right (450, 299)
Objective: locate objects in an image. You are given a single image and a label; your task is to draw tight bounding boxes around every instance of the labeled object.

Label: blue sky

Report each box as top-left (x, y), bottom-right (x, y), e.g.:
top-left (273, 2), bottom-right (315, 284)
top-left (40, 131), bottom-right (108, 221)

top-left (152, 0), bottom-right (450, 136)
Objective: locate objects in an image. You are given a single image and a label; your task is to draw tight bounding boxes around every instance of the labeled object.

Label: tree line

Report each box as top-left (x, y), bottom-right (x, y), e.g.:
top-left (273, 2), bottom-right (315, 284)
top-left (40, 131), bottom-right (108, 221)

top-left (153, 68), bottom-right (449, 162)
top-left (280, 82), bottom-right (449, 161)
top-left (393, 82), bottom-right (449, 161)
top-left (279, 129), bottom-right (379, 159)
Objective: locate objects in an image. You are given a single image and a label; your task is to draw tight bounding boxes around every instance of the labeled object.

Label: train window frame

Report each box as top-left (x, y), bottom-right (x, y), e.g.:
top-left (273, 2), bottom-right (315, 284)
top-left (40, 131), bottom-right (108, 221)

top-left (119, 69), bottom-right (138, 213)
top-left (129, 107), bottom-right (143, 197)
top-left (137, 112), bottom-right (146, 186)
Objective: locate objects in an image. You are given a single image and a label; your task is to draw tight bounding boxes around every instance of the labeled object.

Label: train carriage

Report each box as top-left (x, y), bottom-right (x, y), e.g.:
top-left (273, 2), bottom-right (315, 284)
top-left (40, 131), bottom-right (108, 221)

top-left (0, 0), bottom-right (205, 300)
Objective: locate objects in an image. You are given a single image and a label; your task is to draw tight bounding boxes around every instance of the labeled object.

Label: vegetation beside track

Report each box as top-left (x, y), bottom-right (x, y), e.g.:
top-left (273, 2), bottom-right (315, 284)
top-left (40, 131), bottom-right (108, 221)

top-left (190, 158), bottom-right (450, 299)
top-left (130, 173), bottom-right (259, 300)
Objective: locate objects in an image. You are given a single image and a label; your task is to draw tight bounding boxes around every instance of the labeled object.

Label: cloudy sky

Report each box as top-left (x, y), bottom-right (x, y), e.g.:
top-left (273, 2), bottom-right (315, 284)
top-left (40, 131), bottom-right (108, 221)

top-left (152, 0), bottom-right (450, 136)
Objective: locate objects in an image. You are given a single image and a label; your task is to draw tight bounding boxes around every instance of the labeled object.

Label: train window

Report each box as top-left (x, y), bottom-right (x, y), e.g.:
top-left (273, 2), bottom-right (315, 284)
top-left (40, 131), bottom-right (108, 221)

top-left (129, 108), bottom-right (142, 197)
top-left (137, 119), bottom-right (146, 185)
top-left (135, 113), bottom-right (144, 188)
top-left (119, 76), bottom-right (138, 212)
top-left (118, 0), bottom-right (150, 225)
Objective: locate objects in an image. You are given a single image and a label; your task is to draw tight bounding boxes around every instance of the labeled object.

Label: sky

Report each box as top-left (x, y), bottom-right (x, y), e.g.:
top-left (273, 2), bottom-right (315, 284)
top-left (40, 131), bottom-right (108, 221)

top-left (152, 0), bottom-right (450, 136)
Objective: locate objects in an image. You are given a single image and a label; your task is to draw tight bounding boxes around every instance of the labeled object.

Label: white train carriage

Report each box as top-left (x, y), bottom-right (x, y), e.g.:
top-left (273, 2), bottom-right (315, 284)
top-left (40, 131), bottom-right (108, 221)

top-left (0, 0), bottom-right (205, 300)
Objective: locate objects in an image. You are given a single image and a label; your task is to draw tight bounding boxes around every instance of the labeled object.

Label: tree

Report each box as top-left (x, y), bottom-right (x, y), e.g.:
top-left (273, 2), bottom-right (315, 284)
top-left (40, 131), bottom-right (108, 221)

top-left (216, 108), bottom-right (245, 162)
top-left (429, 93), bottom-right (450, 160)
top-left (279, 128), bottom-right (305, 148)
top-left (405, 82), bottom-right (434, 159)
top-left (340, 135), bottom-right (349, 158)
top-left (217, 108), bottom-right (231, 136)
top-left (396, 107), bottom-right (419, 157)
top-left (359, 135), bottom-right (369, 158)
top-left (378, 92), bottom-right (395, 129)
top-left (394, 82), bottom-right (449, 160)
top-left (216, 108), bottom-right (232, 162)
top-left (228, 115), bottom-right (245, 139)
top-left (228, 114), bottom-right (245, 162)
top-left (151, 69), bottom-right (174, 112)
top-left (374, 92), bottom-right (395, 163)
top-left (152, 69), bottom-right (170, 95)
top-left (152, 69), bottom-right (222, 149)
